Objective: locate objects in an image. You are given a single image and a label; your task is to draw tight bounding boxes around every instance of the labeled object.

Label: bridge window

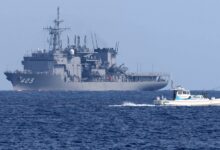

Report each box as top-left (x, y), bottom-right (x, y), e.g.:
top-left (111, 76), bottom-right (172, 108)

top-left (177, 91), bottom-right (182, 94)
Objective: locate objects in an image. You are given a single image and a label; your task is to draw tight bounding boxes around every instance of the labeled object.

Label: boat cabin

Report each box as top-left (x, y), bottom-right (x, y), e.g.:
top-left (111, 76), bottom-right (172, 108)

top-left (173, 87), bottom-right (191, 100)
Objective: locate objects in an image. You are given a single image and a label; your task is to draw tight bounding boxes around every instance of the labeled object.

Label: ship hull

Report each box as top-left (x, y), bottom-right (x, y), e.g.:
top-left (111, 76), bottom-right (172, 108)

top-left (5, 72), bottom-right (168, 91)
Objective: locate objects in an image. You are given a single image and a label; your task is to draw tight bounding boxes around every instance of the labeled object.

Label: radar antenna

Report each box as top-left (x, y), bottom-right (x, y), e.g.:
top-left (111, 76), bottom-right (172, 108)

top-left (44, 7), bottom-right (70, 51)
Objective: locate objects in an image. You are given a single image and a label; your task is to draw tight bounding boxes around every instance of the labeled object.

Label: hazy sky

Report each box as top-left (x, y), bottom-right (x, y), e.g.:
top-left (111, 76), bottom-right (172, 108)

top-left (1, 0), bottom-right (220, 90)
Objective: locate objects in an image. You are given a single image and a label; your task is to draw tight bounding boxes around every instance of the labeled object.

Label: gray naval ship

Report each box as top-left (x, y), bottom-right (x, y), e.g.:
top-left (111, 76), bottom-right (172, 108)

top-left (5, 8), bottom-right (169, 91)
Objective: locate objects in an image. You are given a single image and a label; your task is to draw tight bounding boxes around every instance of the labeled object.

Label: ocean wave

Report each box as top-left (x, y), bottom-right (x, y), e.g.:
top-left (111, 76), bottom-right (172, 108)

top-left (109, 101), bottom-right (155, 107)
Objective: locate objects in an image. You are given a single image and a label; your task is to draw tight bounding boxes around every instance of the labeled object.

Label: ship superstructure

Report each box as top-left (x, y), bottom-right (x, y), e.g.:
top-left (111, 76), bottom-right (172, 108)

top-left (5, 8), bottom-right (169, 91)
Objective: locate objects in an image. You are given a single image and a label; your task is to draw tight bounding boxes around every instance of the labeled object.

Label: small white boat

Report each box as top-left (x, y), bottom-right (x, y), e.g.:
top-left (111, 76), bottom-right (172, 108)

top-left (154, 86), bottom-right (220, 106)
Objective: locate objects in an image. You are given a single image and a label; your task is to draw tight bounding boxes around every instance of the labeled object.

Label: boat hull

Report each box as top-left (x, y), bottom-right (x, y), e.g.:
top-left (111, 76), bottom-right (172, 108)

top-left (5, 72), bottom-right (168, 91)
top-left (154, 99), bottom-right (220, 106)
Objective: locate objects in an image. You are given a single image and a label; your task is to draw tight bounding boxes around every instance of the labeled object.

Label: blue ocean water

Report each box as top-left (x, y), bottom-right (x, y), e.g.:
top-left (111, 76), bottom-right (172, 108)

top-left (0, 91), bottom-right (220, 149)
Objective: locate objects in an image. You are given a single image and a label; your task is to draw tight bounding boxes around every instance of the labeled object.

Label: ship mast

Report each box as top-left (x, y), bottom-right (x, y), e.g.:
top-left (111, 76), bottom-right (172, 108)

top-left (44, 7), bottom-right (69, 51)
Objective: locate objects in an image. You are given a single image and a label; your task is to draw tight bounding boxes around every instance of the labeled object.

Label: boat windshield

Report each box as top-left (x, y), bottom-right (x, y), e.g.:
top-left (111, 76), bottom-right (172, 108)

top-left (177, 90), bottom-right (190, 95)
top-left (175, 89), bottom-right (191, 100)
top-left (183, 91), bottom-right (190, 94)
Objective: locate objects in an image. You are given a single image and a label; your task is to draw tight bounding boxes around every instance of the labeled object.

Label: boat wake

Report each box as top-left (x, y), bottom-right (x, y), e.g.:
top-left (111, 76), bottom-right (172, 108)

top-left (109, 101), bottom-right (155, 107)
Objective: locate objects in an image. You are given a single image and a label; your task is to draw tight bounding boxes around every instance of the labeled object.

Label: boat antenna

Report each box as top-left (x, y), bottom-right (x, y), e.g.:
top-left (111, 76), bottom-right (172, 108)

top-left (91, 33), bottom-right (95, 49)
top-left (171, 80), bottom-right (174, 89)
top-left (84, 35), bottom-right (87, 48)
top-left (44, 7), bottom-right (70, 51)
top-left (67, 35), bottom-right (70, 47)
top-left (94, 33), bottom-right (99, 48)
top-left (77, 36), bottom-right (80, 48)
top-left (115, 41), bottom-right (119, 52)
top-left (74, 35), bottom-right (77, 46)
